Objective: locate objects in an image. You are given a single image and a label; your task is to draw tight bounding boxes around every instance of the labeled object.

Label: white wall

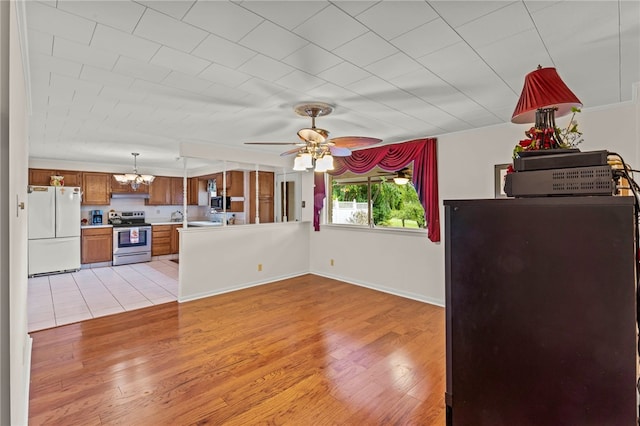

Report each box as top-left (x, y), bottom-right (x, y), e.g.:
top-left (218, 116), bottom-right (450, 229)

top-left (0, 3), bottom-right (9, 422)
top-left (3, 1), bottom-right (31, 424)
top-left (310, 227), bottom-right (444, 305)
top-left (309, 99), bottom-right (640, 307)
top-left (179, 222), bottom-right (310, 301)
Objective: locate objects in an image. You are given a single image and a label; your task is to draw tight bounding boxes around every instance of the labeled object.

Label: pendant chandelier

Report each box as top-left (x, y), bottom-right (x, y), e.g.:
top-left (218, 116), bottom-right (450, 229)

top-left (113, 153), bottom-right (155, 191)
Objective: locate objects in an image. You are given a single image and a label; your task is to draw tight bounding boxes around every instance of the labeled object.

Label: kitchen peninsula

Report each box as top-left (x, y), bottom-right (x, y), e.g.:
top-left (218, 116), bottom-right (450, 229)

top-left (45, 166), bottom-right (279, 269)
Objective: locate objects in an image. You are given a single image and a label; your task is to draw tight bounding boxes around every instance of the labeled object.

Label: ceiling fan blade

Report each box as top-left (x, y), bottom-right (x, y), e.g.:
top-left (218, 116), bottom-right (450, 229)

top-left (329, 146), bottom-right (351, 157)
top-left (244, 142), bottom-right (305, 146)
top-left (330, 136), bottom-right (382, 149)
top-left (280, 147), bottom-right (303, 156)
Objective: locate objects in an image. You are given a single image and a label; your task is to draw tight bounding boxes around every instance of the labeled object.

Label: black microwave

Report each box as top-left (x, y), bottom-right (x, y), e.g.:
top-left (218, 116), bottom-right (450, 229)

top-left (211, 196), bottom-right (231, 209)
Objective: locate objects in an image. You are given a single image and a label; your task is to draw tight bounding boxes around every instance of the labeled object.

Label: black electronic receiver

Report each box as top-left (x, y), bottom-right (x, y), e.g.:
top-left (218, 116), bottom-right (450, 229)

top-left (513, 150), bottom-right (609, 172)
top-left (504, 165), bottom-right (614, 197)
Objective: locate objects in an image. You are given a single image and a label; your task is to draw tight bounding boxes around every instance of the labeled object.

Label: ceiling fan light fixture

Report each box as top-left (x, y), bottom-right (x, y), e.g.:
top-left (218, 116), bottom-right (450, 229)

top-left (293, 155), bottom-right (307, 171)
top-left (301, 152), bottom-right (313, 169)
top-left (297, 127), bottom-right (328, 143)
top-left (394, 170), bottom-right (409, 185)
top-left (113, 153), bottom-right (155, 191)
top-left (315, 154), bottom-right (334, 173)
top-left (393, 176), bottom-right (409, 185)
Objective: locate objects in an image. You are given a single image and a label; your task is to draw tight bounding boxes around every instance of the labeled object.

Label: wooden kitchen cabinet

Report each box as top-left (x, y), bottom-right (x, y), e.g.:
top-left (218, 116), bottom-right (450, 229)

top-left (227, 171), bottom-right (244, 197)
top-left (147, 176), bottom-right (197, 206)
top-left (82, 172), bottom-right (111, 205)
top-left (152, 224), bottom-right (181, 256)
top-left (29, 168), bottom-right (82, 187)
top-left (171, 224), bottom-right (181, 254)
top-left (171, 177), bottom-right (184, 205)
top-left (151, 225), bottom-right (172, 256)
top-left (188, 178), bottom-right (200, 205)
top-left (173, 177), bottom-right (199, 205)
top-left (249, 171), bottom-right (274, 223)
top-left (148, 176), bottom-right (172, 205)
top-left (211, 171), bottom-right (244, 197)
top-left (81, 227), bottom-right (113, 264)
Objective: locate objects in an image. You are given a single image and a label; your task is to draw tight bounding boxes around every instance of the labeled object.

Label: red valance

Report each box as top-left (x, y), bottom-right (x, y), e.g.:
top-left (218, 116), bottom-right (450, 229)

top-left (314, 138), bottom-right (440, 243)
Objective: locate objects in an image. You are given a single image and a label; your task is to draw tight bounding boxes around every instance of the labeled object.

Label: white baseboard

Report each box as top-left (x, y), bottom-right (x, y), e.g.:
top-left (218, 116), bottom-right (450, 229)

top-left (178, 271), bottom-right (309, 303)
top-left (311, 271), bottom-right (445, 307)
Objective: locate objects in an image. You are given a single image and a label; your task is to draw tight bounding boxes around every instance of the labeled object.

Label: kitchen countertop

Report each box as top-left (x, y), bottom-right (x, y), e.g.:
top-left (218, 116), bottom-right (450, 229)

top-left (186, 221), bottom-right (223, 227)
top-left (81, 224), bottom-right (113, 229)
top-left (148, 219), bottom-right (221, 226)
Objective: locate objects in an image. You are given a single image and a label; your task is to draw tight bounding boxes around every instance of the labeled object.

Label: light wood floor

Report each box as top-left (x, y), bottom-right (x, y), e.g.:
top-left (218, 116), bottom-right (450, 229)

top-left (29, 274), bottom-right (446, 425)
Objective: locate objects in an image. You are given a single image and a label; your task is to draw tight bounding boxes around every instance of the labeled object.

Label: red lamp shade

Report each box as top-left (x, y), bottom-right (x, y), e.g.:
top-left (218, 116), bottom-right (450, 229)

top-left (511, 67), bottom-right (582, 124)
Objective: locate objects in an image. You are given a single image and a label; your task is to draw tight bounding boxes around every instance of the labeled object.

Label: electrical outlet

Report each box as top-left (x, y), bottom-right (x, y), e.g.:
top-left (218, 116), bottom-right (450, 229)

top-left (258, 264), bottom-right (262, 271)
top-left (330, 259), bottom-right (334, 266)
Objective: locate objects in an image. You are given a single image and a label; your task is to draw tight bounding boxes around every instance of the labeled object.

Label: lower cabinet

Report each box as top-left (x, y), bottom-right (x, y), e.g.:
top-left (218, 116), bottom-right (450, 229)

top-left (81, 227), bottom-right (113, 264)
top-left (171, 224), bottom-right (180, 254)
top-left (151, 224), bottom-right (181, 256)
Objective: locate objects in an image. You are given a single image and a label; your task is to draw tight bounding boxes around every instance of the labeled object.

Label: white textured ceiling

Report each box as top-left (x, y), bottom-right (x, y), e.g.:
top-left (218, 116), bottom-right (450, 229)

top-left (24, 0), bottom-right (640, 171)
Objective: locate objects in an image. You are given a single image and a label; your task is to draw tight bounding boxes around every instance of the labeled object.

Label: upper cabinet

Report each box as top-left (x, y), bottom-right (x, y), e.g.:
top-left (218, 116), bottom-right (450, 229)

top-left (211, 171), bottom-right (244, 197)
top-left (29, 168), bottom-right (82, 187)
top-left (147, 176), bottom-right (198, 206)
top-left (147, 176), bottom-right (172, 205)
top-left (171, 177), bottom-right (184, 206)
top-left (82, 172), bottom-right (111, 205)
top-left (188, 178), bottom-right (201, 206)
top-left (29, 167), bottom-right (213, 207)
top-left (227, 171), bottom-right (244, 197)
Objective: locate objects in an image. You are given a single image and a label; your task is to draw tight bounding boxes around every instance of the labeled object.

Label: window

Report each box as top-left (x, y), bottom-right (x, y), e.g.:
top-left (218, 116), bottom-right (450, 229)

top-left (329, 165), bottom-right (425, 229)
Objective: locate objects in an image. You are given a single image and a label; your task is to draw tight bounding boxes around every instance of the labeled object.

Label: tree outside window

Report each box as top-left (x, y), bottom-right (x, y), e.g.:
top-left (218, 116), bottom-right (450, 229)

top-left (329, 166), bottom-right (425, 229)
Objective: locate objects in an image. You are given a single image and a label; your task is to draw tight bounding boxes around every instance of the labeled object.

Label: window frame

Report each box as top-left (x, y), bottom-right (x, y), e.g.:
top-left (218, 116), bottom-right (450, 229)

top-left (327, 167), bottom-right (426, 232)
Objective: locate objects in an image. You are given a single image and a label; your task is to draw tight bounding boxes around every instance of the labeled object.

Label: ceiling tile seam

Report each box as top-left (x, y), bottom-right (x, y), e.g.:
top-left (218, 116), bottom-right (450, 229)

top-left (190, 28), bottom-right (331, 76)
top-left (177, 5), bottom-right (266, 54)
top-left (179, 4), bottom-right (367, 81)
top-left (328, 84), bottom-right (450, 134)
top-left (330, 0), bottom-right (381, 18)
top-left (129, 3), bottom-right (148, 36)
top-left (233, 2), bottom-right (310, 46)
top-left (617, 0), bottom-right (623, 102)
top-left (358, 1), bottom-right (442, 41)
top-left (285, 7), bottom-right (368, 53)
top-left (122, 7), bottom-right (205, 56)
top-left (416, 9), bottom-right (519, 121)
top-left (327, 6), bottom-right (496, 127)
top-left (442, 1), bottom-right (518, 28)
top-left (49, 2), bottom-right (147, 45)
top-left (522, 2), bottom-right (555, 69)
top-left (337, 43), bottom-right (487, 128)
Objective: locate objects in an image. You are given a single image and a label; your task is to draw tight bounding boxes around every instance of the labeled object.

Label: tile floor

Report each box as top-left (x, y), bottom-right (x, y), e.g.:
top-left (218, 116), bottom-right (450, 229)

top-left (28, 259), bottom-right (179, 332)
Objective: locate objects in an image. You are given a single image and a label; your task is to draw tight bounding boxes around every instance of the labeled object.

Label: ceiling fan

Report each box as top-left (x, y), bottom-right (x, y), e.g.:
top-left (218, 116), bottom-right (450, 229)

top-left (393, 167), bottom-right (412, 185)
top-left (244, 102), bottom-right (382, 171)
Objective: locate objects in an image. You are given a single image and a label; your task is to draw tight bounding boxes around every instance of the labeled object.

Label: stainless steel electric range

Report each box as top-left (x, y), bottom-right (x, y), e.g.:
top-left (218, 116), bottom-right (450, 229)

top-left (109, 211), bottom-right (152, 265)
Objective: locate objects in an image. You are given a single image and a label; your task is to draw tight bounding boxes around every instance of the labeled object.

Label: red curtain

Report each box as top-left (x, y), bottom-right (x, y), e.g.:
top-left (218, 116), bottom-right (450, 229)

top-left (314, 138), bottom-right (440, 242)
top-left (313, 172), bottom-right (325, 232)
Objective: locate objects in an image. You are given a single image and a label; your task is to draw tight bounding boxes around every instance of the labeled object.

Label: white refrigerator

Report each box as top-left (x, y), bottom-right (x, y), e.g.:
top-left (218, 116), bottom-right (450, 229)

top-left (28, 186), bottom-right (81, 276)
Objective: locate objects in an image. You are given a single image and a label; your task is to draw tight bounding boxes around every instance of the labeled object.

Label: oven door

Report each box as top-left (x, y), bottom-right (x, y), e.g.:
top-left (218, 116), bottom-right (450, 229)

top-left (113, 226), bottom-right (151, 255)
